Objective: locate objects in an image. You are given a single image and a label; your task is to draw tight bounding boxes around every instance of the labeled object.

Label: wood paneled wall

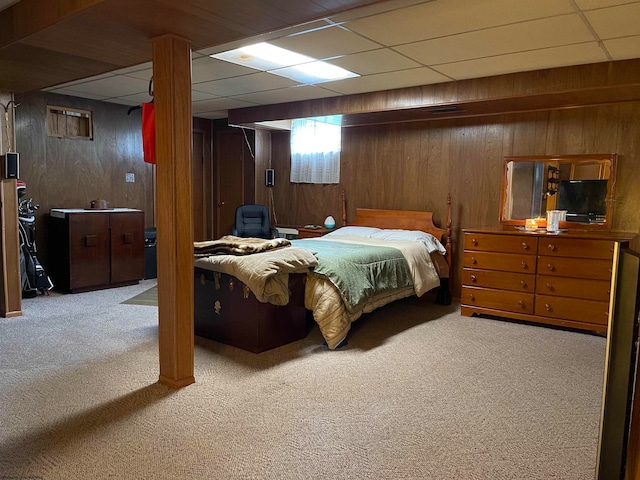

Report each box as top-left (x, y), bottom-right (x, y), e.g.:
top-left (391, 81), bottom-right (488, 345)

top-left (14, 92), bottom-right (154, 268)
top-left (270, 104), bottom-right (640, 297)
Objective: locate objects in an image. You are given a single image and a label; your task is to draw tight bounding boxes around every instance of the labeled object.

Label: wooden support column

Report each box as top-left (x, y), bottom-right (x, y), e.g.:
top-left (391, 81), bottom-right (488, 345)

top-left (0, 179), bottom-right (22, 318)
top-left (152, 34), bottom-right (194, 388)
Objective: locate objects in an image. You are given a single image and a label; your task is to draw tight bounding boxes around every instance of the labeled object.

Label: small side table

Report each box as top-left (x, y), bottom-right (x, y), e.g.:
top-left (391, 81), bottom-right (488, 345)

top-left (297, 226), bottom-right (333, 238)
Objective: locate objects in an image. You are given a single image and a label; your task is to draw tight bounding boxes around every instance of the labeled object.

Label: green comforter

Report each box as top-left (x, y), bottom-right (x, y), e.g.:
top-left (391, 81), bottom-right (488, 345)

top-left (291, 239), bottom-right (413, 313)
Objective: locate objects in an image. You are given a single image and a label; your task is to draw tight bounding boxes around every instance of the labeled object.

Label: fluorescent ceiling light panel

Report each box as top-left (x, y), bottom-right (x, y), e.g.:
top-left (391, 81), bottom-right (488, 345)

top-left (210, 42), bottom-right (358, 84)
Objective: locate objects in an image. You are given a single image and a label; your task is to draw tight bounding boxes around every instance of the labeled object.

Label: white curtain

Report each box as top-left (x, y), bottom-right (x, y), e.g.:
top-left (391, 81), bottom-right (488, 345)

top-left (290, 117), bottom-right (341, 184)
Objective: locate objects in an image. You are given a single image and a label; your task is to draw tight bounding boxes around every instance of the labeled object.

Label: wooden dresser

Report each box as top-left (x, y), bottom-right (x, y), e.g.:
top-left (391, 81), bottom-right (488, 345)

top-left (461, 227), bottom-right (635, 332)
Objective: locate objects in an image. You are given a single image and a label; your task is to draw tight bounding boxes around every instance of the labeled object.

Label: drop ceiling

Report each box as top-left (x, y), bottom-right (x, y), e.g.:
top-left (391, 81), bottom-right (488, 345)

top-left (10, 0), bottom-right (640, 120)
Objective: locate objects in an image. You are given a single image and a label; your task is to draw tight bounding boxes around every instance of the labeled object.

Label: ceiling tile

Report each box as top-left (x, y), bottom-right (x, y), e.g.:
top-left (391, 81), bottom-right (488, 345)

top-left (330, 48), bottom-right (421, 75)
top-left (114, 62), bottom-right (153, 75)
top-left (271, 25), bottom-right (380, 59)
top-left (193, 72), bottom-right (298, 96)
top-left (329, 0), bottom-right (429, 23)
top-left (191, 57), bottom-right (257, 83)
top-left (122, 68), bottom-right (153, 81)
top-left (345, 0), bottom-right (575, 46)
top-left (195, 20), bottom-right (331, 56)
top-left (435, 42), bottom-right (608, 80)
top-left (573, 0), bottom-right (640, 10)
top-left (191, 90), bottom-right (219, 102)
top-left (54, 75), bottom-right (150, 98)
top-left (324, 67), bottom-right (450, 95)
top-left (584, 3), bottom-right (640, 39)
top-left (192, 98), bottom-right (259, 114)
top-left (603, 35), bottom-right (640, 60)
top-left (396, 14), bottom-right (594, 66)
top-left (45, 88), bottom-right (107, 100)
top-left (233, 85), bottom-right (339, 105)
top-left (195, 110), bottom-right (229, 120)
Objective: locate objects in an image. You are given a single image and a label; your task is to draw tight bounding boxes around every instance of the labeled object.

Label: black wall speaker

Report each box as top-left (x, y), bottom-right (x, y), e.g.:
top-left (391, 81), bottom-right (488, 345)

top-left (3, 152), bottom-right (19, 179)
top-left (265, 168), bottom-right (275, 187)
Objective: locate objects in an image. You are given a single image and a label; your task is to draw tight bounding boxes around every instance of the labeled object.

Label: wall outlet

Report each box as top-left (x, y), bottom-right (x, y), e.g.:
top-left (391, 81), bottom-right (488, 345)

top-left (125, 173), bottom-right (135, 183)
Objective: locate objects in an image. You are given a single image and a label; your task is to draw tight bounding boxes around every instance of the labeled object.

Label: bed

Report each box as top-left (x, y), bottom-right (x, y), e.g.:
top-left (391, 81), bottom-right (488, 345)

top-left (193, 195), bottom-right (452, 351)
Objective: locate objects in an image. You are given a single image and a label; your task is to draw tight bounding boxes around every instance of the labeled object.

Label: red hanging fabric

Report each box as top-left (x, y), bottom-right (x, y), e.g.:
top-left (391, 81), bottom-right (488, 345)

top-left (141, 102), bottom-right (156, 164)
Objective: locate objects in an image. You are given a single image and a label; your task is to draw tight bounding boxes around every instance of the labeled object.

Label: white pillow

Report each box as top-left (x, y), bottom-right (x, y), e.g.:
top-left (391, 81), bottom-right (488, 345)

top-left (370, 229), bottom-right (447, 255)
top-left (323, 226), bottom-right (382, 238)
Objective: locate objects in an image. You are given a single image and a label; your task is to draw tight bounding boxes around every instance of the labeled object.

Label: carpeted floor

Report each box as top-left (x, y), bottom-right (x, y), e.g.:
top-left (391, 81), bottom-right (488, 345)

top-left (0, 280), bottom-right (606, 479)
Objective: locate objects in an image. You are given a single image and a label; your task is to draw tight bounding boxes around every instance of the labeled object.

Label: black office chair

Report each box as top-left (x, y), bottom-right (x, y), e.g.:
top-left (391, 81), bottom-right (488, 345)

top-left (232, 204), bottom-right (278, 239)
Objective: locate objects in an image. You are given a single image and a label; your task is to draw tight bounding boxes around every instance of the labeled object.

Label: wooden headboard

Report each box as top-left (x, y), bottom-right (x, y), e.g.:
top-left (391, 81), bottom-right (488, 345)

top-left (340, 192), bottom-right (453, 269)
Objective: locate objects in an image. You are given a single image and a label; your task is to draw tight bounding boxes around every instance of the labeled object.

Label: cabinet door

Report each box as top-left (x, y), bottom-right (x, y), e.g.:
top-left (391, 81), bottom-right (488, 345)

top-left (110, 212), bottom-right (144, 283)
top-left (68, 213), bottom-right (110, 290)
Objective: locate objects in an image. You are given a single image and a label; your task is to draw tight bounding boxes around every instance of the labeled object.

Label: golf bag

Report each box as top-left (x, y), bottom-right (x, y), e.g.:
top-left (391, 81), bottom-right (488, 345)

top-left (18, 195), bottom-right (53, 297)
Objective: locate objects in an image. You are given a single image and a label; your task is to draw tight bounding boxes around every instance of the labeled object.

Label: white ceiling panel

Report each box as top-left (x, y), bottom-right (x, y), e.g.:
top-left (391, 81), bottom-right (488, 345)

top-left (35, 0), bottom-right (640, 118)
top-left (330, 48), bottom-right (421, 75)
top-left (573, 0), bottom-right (640, 10)
top-left (436, 42), bottom-right (608, 80)
top-left (603, 35), bottom-right (640, 60)
top-left (396, 14), bottom-right (595, 66)
top-left (46, 88), bottom-right (107, 101)
top-left (191, 57), bottom-right (257, 84)
top-left (324, 67), bottom-right (450, 95)
top-left (193, 72), bottom-right (298, 97)
top-left (345, 0), bottom-right (575, 46)
top-left (584, 3), bottom-right (640, 39)
top-left (54, 75), bottom-right (149, 98)
top-left (271, 25), bottom-right (380, 59)
top-left (192, 98), bottom-right (259, 114)
top-left (233, 85), bottom-right (339, 105)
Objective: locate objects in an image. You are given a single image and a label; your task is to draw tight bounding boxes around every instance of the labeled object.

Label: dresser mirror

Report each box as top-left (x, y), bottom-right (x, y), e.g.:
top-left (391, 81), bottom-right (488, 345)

top-left (500, 154), bottom-right (617, 229)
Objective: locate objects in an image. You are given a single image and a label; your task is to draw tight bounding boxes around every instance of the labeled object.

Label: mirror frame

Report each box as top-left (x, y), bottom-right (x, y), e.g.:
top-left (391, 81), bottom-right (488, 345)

top-left (499, 153), bottom-right (618, 230)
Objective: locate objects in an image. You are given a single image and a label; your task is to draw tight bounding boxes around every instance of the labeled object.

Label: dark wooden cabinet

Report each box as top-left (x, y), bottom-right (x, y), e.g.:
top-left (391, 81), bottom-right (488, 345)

top-left (48, 209), bottom-right (144, 292)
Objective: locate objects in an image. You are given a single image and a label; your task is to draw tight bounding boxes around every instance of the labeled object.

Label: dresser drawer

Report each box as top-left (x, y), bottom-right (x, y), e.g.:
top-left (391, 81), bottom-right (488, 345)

top-left (539, 237), bottom-right (614, 259)
top-left (537, 256), bottom-right (612, 280)
top-left (536, 275), bottom-right (611, 302)
top-left (464, 233), bottom-right (536, 254)
top-left (463, 251), bottom-right (535, 273)
top-left (462, 268), bottom-right (534, 292)
top-left (535, 295), bottom-right (609, 326)
top-left (462, 286), bottom-right (534, 314)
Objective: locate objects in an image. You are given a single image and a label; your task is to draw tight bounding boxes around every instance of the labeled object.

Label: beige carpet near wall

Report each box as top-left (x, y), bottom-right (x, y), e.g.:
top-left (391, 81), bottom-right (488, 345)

top-left (0, 281), bottom-right (606, 480)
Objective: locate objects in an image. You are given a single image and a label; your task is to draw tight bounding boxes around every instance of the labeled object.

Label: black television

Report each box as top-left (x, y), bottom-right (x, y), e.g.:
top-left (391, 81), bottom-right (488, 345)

top-left (558, 179), bottom-right (608, 223)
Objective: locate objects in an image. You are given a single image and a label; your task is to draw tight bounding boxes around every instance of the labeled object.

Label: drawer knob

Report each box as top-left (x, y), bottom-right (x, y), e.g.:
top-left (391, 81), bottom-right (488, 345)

top-left (471, 257), bottom-right (477, 265)
top-left (547, 244), bottom-right (556, 251)
top-left (547, 263), bottom-right (555, 271)
top-left (469, 293), bottom-right (476, 301)
top-left (521, 261), bottom-right (528, 269)
top-left (470, 274), bottom-right (477, 282)
top-left (520, 280), bottom-right (527, 288)
top-left (518, 300), bottom-right (525, 308)
top-left (545, 303), bottom-right (552, 312)
top-left (521, 242), bottom-right (529, 250)
top-left (471, 238), bottom-right (478, 246)
top-left (546, 282), bottom-right (553, 290)
top-left (607, 290), bottom-right (611, 296)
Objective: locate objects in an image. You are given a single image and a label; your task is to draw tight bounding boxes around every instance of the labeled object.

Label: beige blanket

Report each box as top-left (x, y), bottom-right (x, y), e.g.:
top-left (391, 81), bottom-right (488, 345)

top-left (194, 235), bottom-right (291, 257)
top-left (194, 246), bottom-right (318, 305)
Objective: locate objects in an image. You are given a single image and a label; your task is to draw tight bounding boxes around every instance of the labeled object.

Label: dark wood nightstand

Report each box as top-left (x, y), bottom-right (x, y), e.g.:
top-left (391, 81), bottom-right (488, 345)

top-left (297, 226), bottom-right (333, 238)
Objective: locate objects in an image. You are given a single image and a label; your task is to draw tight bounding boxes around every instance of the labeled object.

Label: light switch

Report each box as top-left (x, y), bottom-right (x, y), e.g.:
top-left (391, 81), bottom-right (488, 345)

top-left (125, 173), bottom-right (135, 183)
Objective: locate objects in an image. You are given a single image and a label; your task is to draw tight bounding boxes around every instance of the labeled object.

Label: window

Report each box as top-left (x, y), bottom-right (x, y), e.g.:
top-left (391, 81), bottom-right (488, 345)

top-left (290, 116), bottom-right (342, 184)
top-left (47, 106), bottom-right (93, 140)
